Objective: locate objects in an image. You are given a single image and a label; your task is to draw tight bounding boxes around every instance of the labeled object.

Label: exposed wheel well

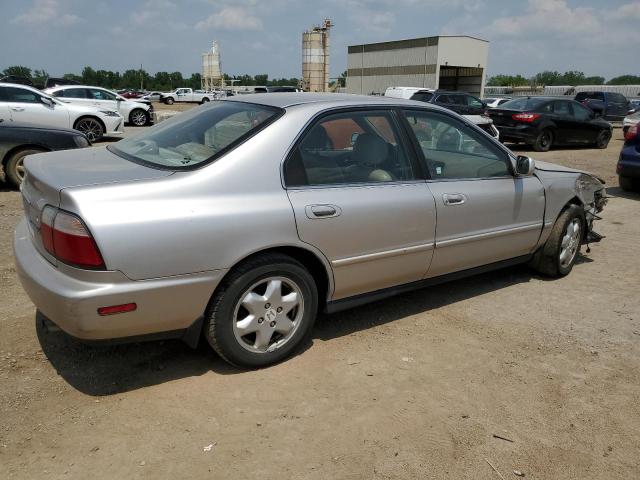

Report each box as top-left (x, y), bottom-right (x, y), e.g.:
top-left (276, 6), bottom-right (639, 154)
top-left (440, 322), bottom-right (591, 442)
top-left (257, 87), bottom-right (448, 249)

top-left (217, 246), bottom-right (331, 311)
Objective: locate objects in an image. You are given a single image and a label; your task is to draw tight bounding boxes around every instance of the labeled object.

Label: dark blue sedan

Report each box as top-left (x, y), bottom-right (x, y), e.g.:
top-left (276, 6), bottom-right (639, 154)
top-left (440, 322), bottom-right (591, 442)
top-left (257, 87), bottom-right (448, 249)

top-left (617, 122), bottom-right (640, 192)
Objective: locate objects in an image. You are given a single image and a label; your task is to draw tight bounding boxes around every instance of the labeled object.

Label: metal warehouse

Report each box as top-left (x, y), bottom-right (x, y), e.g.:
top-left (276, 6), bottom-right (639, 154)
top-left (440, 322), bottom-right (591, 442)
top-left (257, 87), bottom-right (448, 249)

top-left (346, 35), bottom-right (489, 97)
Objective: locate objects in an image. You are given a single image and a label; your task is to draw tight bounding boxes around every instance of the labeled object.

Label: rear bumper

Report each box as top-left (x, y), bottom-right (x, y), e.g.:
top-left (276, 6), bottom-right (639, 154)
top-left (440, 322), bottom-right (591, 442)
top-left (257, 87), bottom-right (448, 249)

top-left (494, 124), bottom-right (538, 143)
top-left (14, 219), bottom-right (224, 341)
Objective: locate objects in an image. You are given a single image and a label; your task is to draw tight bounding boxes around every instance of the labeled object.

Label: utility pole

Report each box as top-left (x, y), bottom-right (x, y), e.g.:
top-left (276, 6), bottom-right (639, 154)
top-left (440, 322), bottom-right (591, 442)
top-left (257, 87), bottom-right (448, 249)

top-left (140, 64), bottom-right (143, 90)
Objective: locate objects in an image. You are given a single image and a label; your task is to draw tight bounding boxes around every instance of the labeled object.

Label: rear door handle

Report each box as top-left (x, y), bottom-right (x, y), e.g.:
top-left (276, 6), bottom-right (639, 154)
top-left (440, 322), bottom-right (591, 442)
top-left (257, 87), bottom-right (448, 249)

top-left (442, 193), bottom-right (466, 206)
top-left (10, 107), bottom-right (25, 112)
top-left (305, 204), bottom-right (341, 219)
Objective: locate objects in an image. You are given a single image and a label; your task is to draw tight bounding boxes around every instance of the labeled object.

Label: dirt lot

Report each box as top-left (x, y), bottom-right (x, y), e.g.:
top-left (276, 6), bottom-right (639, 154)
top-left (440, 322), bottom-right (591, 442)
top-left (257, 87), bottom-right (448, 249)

top-left (1, 124), bottom-right (639, 479)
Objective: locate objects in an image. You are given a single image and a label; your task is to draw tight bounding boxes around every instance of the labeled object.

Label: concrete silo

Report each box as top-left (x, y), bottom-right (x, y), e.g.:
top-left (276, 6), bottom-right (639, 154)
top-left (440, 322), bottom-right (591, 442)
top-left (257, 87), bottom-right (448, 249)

top-left (202, 41), bottom-right (222, 91)
top-left (302, 19), bottom-right (332, 92)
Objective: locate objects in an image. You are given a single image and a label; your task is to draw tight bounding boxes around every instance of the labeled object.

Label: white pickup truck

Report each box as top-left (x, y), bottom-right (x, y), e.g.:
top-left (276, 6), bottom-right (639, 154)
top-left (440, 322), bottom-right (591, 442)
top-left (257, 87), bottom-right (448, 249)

top-left (162, 88), bottom-right (213, 105)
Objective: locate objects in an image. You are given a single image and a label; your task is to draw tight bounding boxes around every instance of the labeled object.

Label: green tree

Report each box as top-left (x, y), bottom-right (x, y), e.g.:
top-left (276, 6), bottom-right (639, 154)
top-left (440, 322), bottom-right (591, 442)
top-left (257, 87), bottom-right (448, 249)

top-left (32, 69), bottom-right (48, 87)
top-left (188, 73), bottom-right (202, 90)
top-left (607, 75), bottom-right (640, 85)
top-left (63, 73), bottom-right (82, 83)
top-left (254, 74), bottom-right (268, 86)
top-left (2, 65), bottom-right (32, 79)
top-left (169, 71), bottom-right (184, 89)
top-left (487, 74), bottom-right (529, 87)
top-left (81, 66), bottom-right (98, 85)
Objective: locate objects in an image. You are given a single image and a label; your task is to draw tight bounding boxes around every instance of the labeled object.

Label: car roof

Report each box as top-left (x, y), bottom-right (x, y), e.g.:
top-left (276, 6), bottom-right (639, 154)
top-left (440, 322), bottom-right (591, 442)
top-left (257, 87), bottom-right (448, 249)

top-left (0, 82), bottom-right (42, 92)
top-left (44, 85), bottom-right (109, 90)
top-left (225, 92), bottom-right (433, 109)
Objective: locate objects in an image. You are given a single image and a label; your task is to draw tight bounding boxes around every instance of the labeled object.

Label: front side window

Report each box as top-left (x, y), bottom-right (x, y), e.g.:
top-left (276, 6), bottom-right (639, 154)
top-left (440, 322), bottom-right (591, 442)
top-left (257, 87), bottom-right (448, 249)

top-left (465, 95), bottom-right (483, 108)
top-left (109, 101), bottom-right (281, 169)
top-left (284, 110), bottom-right (415, 186)
top-left (572, 102), bottom-right (593, 121)
top-left (403, 109), bottom-right (511, 179)
top-left (3, 87), bottom-right (41, 103)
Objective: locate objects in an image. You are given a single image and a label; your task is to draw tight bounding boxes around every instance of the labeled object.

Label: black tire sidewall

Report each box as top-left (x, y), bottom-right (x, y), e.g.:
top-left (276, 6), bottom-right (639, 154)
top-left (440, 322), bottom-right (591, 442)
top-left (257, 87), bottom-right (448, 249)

top-left (74, 118), bottom-right (104, 142)
top-left (533, 129), bottom-right (553, 152)
top-left (552, 207), bottom-right (584, 276)
top-left (596, 130), bottom-right (611, 149)
top-left (206, 261), bottom-right (318, 368)
top-left (165, 97), bottom-right (174, 105)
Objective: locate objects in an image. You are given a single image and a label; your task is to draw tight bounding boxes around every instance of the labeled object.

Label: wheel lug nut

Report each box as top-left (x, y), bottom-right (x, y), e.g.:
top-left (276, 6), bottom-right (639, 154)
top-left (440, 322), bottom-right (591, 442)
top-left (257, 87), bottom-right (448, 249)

top-left (277, 307), bottom-right (282, 313)
top-left (258, 317), bottom-right (264, 324)
top-left (270, 321), bottom-right (276, 328)
top-left (265, 303), bottom-right (271, 309)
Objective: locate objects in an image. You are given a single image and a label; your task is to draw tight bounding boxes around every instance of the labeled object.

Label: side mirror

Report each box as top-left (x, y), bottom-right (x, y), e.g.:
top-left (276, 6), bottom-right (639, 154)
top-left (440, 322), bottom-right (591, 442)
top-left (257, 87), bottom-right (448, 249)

top-left (41, 96), bottom-right (54, 107)
top-left (516, 155), bottom-right (535, 176)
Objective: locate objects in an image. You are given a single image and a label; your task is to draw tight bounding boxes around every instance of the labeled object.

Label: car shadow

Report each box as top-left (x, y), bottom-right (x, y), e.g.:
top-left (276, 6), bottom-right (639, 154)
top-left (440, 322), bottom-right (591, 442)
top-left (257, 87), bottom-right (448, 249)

top-left (37, 263), bottom-right (581, 396)
top-left (0, 179), bottom-right (17, 192)
top-left (607, 186), bottom-right (640, 200)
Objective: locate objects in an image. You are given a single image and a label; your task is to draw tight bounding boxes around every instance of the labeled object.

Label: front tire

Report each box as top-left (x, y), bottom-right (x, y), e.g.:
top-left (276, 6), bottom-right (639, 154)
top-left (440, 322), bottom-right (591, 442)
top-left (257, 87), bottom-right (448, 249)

top-left (74, 117), bottom-right (104, 142)
top-left (532, 128), bottom-right (553, 152)
top-left (129, 108), bottom-right (149, 126)
top-left (5, 148), bottom-right (45, 187)
top-left (529, 205), bottom-right (584, 277)
top-left (204, 253), bottom-right (318, 368)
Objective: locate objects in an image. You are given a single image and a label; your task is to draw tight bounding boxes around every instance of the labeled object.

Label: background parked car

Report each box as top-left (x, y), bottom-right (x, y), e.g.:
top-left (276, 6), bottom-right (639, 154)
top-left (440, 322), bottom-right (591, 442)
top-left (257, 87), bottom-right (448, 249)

top-left (0, 75), bottom-right (33, 86)
top-left (617, 122), bottom-right (640, 192)
top-left (119, 90), bottom-right (145, 99)
top-left (385, 86), bottom-right (499, 139)
top-left (45, 85), bottom-right (153, 126)
top-left (0, 83), bottom-right (124, 142)
top-left (575, 91), bottom-right (632, 121)
top-left (0, 121), bottom-right (90, 187)
top-left (141, 91), bottom-right (164, 102)
top-left (623, 110), bottom-right (640, 134)
top-left (488, 97), bottom-right (612, 151)
top-left (485, 97), bottom-right (512, 108)
top-left (44, 77), bottom-right (81, 89)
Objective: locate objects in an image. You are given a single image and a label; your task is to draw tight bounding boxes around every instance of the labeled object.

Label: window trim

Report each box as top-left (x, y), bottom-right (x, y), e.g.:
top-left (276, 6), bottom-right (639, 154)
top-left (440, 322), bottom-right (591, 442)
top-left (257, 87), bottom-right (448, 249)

top-left (399, 107), bottom-right (516, 181)
top-left (108, 100), bottom-right (285, 172)
top-left (282, 106), bottom-right (426, 189)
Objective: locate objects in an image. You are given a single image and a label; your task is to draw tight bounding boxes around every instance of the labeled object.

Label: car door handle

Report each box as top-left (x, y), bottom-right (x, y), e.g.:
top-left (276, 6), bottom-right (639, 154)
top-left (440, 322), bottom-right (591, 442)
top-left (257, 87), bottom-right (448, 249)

top-left (442, 193), bottom-right (466, 206)
top-left (10, 107), bottom-right (25, 112)
top-left (305, 204), bottom-right (341, 219)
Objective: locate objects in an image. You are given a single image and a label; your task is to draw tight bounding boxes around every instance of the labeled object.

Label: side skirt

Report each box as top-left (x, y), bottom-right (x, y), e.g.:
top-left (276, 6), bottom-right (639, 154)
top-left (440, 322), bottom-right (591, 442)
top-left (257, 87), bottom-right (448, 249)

top-left (324, 255), bottom-right (532, 314)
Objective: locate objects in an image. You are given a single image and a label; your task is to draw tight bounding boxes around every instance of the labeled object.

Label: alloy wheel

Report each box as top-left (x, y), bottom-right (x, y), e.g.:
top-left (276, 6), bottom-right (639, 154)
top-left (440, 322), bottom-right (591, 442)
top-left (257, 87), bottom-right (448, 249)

top-left (75, 119), bottom-right (103, 142)
top-left (130, 110), bottom-right (147, 126)
top-left (232, 276), bottom-right (304, 354)
top-left (559, 218), bottom-right (581, 268)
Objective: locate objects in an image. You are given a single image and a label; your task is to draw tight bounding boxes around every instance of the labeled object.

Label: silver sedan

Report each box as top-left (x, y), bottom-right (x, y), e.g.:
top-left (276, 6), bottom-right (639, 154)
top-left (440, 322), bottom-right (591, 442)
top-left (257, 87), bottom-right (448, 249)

top-left (14, 93), bottom-right (607, 367)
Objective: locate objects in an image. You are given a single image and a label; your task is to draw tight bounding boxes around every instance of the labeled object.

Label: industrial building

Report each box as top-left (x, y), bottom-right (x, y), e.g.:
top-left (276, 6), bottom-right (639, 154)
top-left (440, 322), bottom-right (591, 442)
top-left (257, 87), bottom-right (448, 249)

top-left (301, 19), bottom-right (332, 92)
top-left (346, 35), bottom-right (489, 97)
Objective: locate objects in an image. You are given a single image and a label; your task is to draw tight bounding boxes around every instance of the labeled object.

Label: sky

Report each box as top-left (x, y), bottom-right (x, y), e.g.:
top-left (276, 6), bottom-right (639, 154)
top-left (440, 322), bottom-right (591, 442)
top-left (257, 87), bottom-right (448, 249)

top-left (1, 0), bottom-right (639, 81)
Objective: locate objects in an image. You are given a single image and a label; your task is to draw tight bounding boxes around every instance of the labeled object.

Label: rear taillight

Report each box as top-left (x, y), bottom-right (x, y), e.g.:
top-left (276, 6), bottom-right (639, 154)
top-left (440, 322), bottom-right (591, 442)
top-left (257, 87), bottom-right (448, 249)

top-left (40, 206), bottom-right (105, 269)
top-left (624, 123), bottom-right (638, 141)
top-left (512, 112), bottom-right (541, 123)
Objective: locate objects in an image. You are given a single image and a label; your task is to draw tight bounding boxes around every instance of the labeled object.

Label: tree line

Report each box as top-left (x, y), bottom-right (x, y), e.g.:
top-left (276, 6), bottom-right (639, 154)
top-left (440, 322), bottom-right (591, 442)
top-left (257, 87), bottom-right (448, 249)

top-left (488, 70), bottom-right (640, 87)
top-left (1, 65), bottom-right (300, 91)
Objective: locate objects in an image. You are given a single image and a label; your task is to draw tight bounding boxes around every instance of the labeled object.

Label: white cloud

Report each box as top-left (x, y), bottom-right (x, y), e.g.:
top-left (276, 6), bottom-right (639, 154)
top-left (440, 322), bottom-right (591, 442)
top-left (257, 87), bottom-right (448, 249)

top-left (489, 0), bottom-right (599, 36)
top-left (195, 7), bottom-right (263, 31)
top-left (605, 2), bottom-right (640, 20)
top-left (11, 0), bottom-right (82, 26)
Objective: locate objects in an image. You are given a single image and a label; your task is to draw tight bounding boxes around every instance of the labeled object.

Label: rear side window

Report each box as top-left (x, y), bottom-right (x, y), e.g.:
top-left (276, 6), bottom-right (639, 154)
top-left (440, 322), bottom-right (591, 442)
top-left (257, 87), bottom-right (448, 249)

top-left (576, 92), bottom-right (604, 102)
top-left (109, 101), bottom-right (281, 170)
top-left (403, 109), bottom-right (510, 179)
top-left (89, 89), bottom-right (117, 101)
top-left (3, 87), bottom-right (40, 103)
top-left (609, 93), bottom-right (627, 103)
top-left (284, 110), bottom-right (415, 187)
top-left (464, 95), bottom-right (483, 108)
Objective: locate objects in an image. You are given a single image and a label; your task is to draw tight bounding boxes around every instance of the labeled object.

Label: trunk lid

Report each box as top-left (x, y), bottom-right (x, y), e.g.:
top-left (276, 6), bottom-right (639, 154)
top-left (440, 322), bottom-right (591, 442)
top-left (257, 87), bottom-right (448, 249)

top-left (20, 146), bottom-right (173, 261)
top-left (487, 109), bottom-right (522, 127)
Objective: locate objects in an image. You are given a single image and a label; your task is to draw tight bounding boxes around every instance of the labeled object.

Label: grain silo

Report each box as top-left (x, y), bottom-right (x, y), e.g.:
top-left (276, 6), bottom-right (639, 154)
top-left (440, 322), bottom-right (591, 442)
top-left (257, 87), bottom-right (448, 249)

top-left (202, 41), bottom-right (222, 91)
top-left (302, 19), bottom-right (332, 92)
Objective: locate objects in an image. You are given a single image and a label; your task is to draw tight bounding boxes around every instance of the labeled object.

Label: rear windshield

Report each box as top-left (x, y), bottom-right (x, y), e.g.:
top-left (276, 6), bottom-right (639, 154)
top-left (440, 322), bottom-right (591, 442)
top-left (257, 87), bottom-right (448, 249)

top-left (410, 91), bottom-right (434, 102)
top-left (499, 97), bottom-right (549, 111)
top-left (575, 92), bottom-right (604, 101)
top-left (109, 101), bottom-right (281, 170)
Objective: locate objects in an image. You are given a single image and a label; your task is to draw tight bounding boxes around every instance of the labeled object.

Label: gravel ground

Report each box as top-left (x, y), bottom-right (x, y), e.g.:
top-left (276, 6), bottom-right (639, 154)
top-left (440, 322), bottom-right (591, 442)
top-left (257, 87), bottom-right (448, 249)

top-left (0, 124), bottom-right (638, 480)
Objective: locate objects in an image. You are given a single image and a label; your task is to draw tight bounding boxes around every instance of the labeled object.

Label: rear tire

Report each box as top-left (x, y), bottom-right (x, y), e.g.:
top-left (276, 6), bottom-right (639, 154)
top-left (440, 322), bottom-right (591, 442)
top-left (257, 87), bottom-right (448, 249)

top-left (595, 129), bottom-right (611, 149)
top-left (532, 128), bottom-right (553, 152)
top-left (204, 253), bottom-right (318, 368)
top-left (619, 175), bottom-right (637, 192)
top-left (201, 97), bottom-right (210, 104)
top-left (164, 97), bottom-right (175, 105)
top-left (5, 148), bottom-right (45, 187)
top-left (529, 205), bottom-right (584, 277)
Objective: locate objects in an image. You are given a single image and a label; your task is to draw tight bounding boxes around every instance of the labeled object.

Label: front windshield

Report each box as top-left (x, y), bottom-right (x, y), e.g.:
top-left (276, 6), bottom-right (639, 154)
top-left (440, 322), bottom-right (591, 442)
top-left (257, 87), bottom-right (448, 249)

top-left (109, 101), bottom-right (281, 169)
